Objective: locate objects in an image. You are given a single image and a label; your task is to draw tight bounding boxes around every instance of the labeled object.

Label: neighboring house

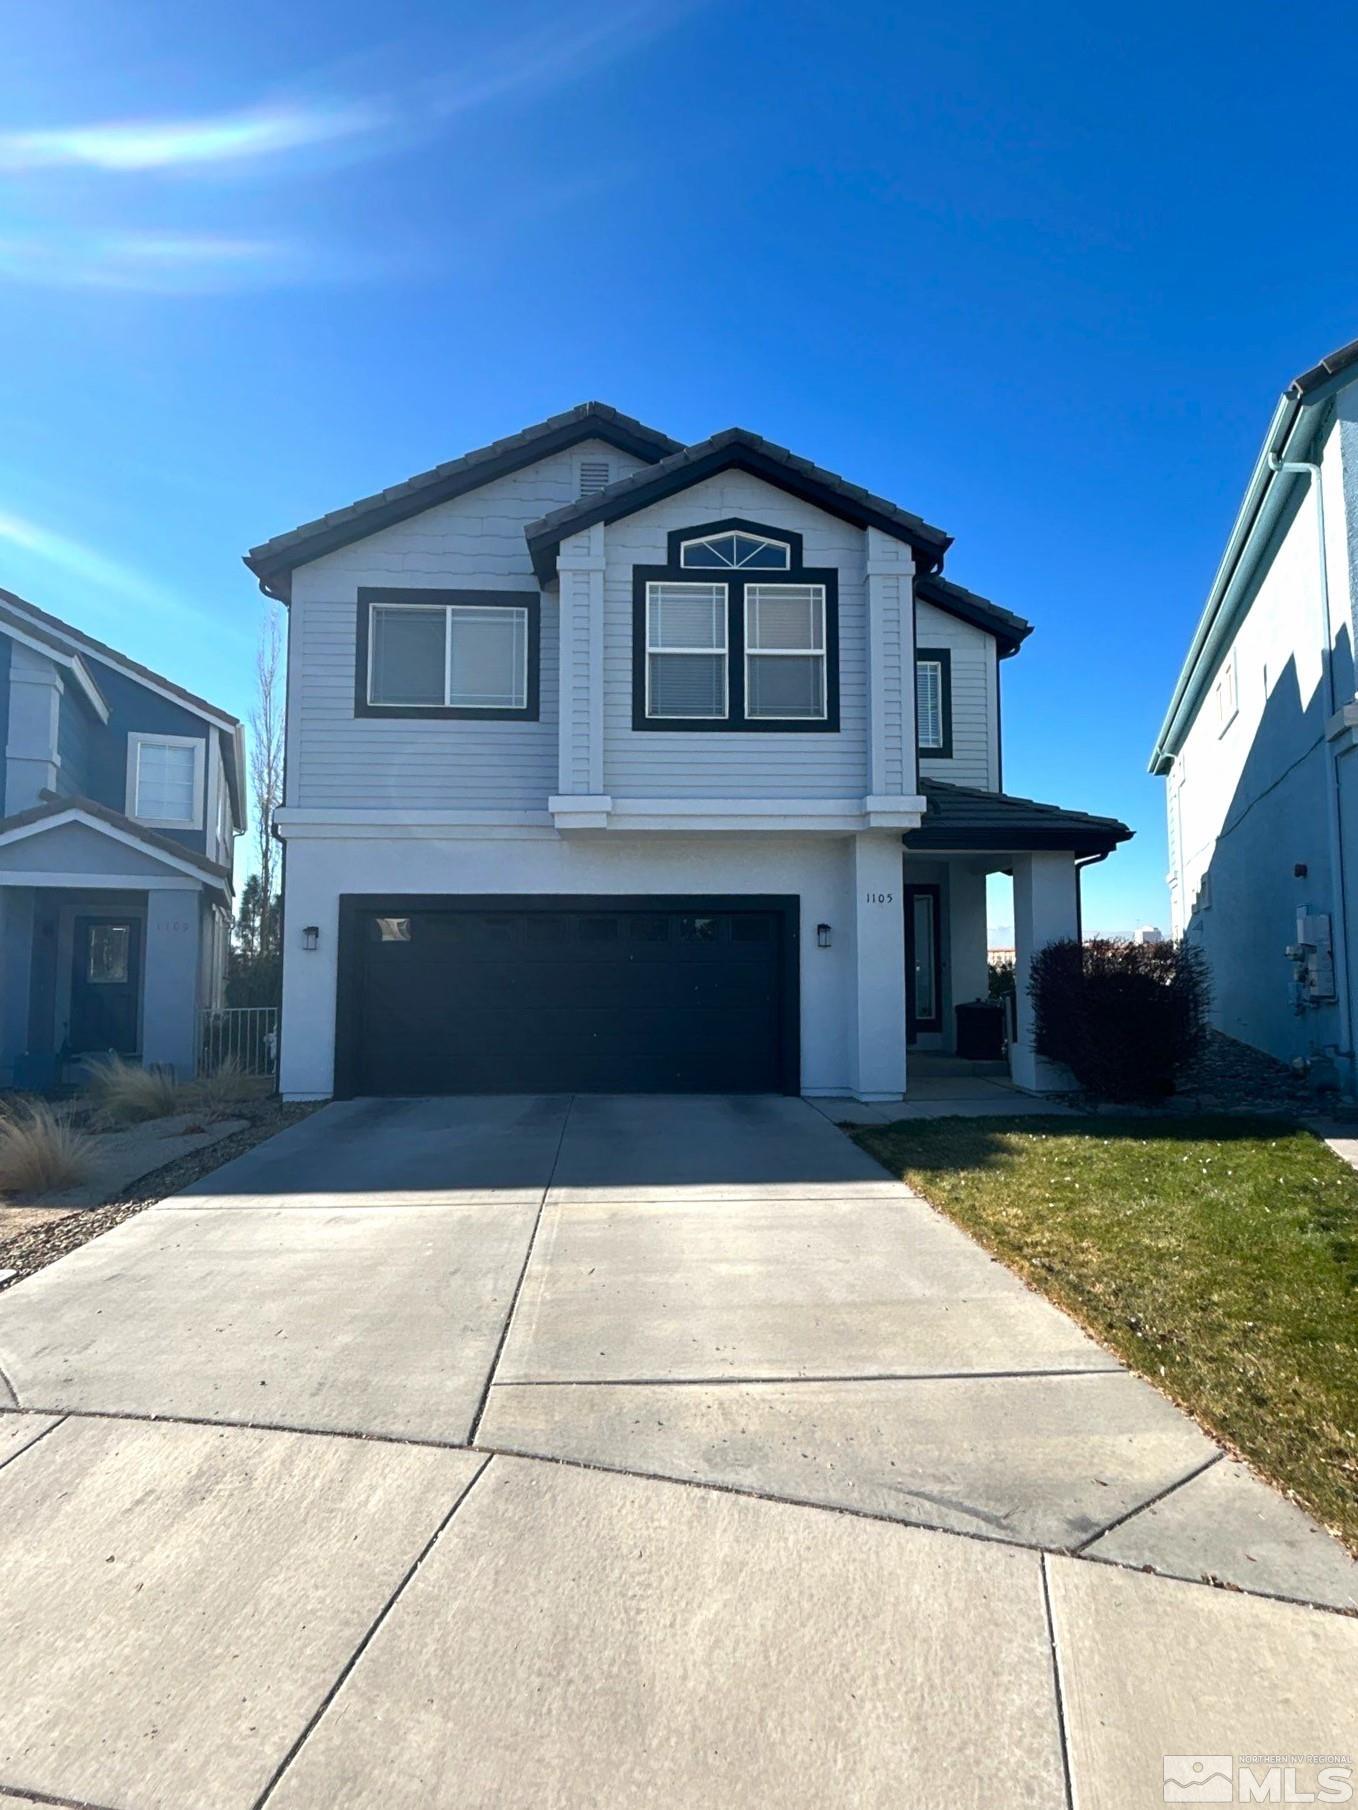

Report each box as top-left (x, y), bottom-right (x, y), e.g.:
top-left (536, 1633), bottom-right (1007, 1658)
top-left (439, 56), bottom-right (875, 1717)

top-left (1152, 335), bottom-right (1358, 1089)
top-left (0, 589), bottom-right (245, 1085)
top-left (246, 403), bottom-right (1129, 1103)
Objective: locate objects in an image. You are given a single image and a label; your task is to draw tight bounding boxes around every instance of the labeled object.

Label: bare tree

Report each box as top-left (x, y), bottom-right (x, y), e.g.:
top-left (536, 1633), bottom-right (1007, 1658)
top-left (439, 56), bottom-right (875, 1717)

top-left (250, 607), bottom-right (285, 957)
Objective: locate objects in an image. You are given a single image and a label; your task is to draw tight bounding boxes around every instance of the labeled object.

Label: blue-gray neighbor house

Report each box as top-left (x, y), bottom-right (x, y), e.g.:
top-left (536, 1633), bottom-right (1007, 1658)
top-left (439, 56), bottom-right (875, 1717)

top-left (0, 587), bottom-right (244, 1087)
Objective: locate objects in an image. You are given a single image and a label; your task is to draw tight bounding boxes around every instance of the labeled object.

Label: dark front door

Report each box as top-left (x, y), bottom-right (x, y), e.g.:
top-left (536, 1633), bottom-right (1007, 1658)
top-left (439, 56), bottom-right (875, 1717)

top-left (336, 895), bottom-right (799, 1097)
top-left (903, 885), bottom-right (942, 1043)
top-left (69, 916), bottom-right (142, 1054)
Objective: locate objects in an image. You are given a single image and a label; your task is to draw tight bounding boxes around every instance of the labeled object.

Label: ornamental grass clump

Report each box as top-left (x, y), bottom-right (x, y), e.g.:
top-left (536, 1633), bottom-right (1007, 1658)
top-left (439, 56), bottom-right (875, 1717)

top-left (0, 1101), bottom-right (94, 1195)
top-left (1029, 936), bottom-right (1209, 1100)
top-left (83, 1053), bottom-right (181, 1124)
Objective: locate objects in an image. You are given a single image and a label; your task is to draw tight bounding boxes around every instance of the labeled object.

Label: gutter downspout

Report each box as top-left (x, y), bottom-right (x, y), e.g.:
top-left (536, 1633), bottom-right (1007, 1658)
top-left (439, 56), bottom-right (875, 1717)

top-left (1074, 849), bottom-right (1109, 944)
top-left (1268, 451), bottom-right (1354, 1078)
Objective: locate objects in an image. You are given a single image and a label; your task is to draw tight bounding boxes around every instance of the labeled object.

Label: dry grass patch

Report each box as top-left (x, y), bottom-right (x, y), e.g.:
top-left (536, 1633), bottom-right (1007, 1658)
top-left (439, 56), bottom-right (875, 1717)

top-left (854, 1114), bottom-right (1358, 1551)
top-left (0, 1101), bottom-right (94, 1195)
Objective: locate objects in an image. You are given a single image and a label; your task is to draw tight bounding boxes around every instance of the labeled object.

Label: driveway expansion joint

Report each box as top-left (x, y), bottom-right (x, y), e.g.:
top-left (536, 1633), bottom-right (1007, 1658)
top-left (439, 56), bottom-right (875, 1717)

top-left (1040, 1556), bottom-right (1077, 1810)
top-left (0, 1413), bottom-right (67, 1478)
top-left (0, 1783), bottom-right (123, 1810)
top-left (251, 1455), bottom-right (493, 1810)
top-left (491, 1364), bottom-right (1130, 1389)
top-left (0, 1356), bottom-right (21, 1412)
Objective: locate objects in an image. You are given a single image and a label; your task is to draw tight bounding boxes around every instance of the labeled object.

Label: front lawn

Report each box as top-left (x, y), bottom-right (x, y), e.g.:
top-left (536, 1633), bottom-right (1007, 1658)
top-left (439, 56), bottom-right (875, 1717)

top-left (853, 1115), bottom-right (1358, 1550)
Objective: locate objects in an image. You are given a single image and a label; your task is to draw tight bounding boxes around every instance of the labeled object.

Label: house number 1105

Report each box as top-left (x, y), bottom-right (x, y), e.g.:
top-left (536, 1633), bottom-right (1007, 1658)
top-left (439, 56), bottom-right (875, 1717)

top-left (864, 891), bottom-right (894, 904)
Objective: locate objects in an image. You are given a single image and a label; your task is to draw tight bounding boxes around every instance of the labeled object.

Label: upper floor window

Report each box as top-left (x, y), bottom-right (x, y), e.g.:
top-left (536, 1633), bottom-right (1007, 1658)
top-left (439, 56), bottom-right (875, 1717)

top-left (916, 648), bottom-right (953, 759)
top-left (633, 519), bottom-right (838, 733)
top-left (356, 589), bottom-right (540, 721)
top-left (680, 530), bottom-right (791, 571)
top-left (1214, 650), bottom-right (1238, 735)
top-left (127, 732), bottom-right (204, 828)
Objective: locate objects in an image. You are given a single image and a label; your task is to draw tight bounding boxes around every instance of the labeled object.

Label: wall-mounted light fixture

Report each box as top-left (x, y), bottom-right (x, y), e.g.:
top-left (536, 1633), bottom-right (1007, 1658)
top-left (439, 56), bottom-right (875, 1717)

top-left (816, 923), bottom-right (832, 949)
top-left (302, 925), bottom-right (320, 951)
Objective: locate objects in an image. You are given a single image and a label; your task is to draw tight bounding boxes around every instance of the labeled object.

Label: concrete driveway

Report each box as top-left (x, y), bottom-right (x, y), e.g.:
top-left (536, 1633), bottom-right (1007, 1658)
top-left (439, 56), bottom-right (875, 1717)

top-left (0, 1094), bottom-right (1353, 1810)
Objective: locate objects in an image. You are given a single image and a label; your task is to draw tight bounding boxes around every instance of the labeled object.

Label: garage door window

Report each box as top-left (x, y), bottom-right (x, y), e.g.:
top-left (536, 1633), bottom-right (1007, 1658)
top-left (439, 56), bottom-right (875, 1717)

top-left (356, 589), bottom-right (539, 721)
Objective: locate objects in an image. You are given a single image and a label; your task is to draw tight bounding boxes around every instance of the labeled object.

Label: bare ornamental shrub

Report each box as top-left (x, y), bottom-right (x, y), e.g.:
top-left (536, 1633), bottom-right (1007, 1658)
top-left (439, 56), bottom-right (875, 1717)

top-left (1029, 936), bottom-right (1210, 1101)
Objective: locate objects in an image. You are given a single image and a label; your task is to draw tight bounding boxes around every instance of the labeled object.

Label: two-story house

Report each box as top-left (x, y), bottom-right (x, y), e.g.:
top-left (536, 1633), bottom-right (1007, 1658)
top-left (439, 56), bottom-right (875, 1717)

top-left (0, 588), bottom-right (244, 1085)
top-left (246, 404), bottom-right (1129, 1102)
top-left (1152, 334), bottom-right (1358, 1091)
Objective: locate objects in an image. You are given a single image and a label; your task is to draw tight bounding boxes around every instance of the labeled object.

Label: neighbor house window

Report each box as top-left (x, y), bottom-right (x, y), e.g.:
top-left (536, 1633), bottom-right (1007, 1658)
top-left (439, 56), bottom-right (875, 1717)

top-left (356, 590), bottom-right (539, 720)
top-left (645, 583), bottom-right (728, 719)
top-left (1214, 652), bottom-right (1238, 734)
top-left (745, 585), bottom-right (827, 720)
top-left (633, 518), bottom-right (839, 732)
top-left (916, 648), bottom-right (953, 759)
top-left (127, 734), bottom-right (204, 828)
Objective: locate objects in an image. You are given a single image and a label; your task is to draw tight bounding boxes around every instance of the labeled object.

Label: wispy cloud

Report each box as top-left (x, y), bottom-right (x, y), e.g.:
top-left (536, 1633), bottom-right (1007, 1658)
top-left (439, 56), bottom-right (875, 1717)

top-left (0, 508), bottom-right (197, 622)
top-left (0, 100), bottom-right (384, 174)
top-left (0, 228), bottom-right (308, 293)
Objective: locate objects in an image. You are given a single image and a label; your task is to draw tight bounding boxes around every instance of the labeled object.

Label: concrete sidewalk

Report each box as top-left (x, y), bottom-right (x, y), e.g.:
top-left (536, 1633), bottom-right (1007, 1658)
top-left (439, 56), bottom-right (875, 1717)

top-left (0, 1094), bottom-right (1353, 1809)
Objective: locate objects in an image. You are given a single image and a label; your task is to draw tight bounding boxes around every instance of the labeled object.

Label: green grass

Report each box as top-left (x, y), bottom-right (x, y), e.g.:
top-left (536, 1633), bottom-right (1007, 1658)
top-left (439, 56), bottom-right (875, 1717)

top-left (853, 1114), bottom-right (1358, 1550)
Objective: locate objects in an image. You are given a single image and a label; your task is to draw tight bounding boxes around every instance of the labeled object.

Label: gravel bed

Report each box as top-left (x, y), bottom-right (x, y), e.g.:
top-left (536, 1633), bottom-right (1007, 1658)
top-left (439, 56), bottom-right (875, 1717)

top-left (0, 1099), bottom-right (319, 1293)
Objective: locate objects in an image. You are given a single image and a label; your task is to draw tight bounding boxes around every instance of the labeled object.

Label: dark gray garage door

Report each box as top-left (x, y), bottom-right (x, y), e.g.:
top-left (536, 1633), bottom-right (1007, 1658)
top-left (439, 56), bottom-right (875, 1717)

top-left (335, 895), bottom-right (799, 1097)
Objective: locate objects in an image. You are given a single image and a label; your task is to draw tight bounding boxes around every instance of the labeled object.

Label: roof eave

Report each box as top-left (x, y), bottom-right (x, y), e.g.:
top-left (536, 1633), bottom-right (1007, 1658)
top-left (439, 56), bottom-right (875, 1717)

top-left (1150, 345), bottom-right (1358, 774)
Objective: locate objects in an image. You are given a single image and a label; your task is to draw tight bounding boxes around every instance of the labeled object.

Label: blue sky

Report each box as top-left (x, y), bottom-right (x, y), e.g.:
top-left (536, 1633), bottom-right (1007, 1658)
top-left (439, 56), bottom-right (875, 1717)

top-left (2, 1), bottom-right (1356, 933)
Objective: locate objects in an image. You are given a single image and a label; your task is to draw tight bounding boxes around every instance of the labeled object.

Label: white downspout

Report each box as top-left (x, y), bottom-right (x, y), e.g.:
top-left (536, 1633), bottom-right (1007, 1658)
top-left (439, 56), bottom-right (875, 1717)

top-left (1269, 452), bottom-right (1354, 1077)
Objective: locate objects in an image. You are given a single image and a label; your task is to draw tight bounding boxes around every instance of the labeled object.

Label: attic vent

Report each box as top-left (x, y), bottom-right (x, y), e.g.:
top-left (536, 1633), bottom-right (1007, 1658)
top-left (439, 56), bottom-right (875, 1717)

top-left (578, 459), bottom-right (611, 496)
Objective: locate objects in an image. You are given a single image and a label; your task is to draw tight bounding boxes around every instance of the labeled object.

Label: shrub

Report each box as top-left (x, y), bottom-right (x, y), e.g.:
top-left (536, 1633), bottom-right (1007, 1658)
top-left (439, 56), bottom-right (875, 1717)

top-left (1029, 936), bottom-right (1210, 1101)
top-left (0, 1102), bottom-right (94, 1195)
top-left (188, 1056), bottom-right (271, 1113)
top-left (83, 1054), bottom-right (181, 1124)
top-left (988, 958), bottom-right (1015, 1003)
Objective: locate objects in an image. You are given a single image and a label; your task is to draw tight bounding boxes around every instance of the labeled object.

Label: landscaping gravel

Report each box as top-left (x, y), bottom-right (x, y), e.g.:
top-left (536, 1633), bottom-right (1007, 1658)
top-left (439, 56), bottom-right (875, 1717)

top-left (0, 1099), bottom-right (318, 1293)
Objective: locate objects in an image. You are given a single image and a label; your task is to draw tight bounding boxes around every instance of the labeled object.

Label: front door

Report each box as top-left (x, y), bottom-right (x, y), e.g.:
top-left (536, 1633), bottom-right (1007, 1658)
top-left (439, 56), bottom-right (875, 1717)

top-left (69, 916), bottom-right (142, 1054)
top-left (903, 885), bottom-right (942, 1044)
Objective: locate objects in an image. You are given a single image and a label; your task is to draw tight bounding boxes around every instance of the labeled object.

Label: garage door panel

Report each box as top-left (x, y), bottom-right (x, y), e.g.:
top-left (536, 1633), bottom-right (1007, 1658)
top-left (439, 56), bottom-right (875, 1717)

top-left (337, 896), bottom-right (797, 1097)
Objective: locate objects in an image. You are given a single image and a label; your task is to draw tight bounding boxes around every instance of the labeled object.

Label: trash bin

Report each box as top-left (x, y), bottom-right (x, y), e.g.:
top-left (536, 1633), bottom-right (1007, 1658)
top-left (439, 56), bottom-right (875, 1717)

top-left (955, 1000), bottom-right (1006, 1060)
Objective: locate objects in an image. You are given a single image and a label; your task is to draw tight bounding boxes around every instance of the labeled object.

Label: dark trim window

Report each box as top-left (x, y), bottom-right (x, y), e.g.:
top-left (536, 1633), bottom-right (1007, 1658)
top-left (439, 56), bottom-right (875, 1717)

top-left (916, 646), bottom-right (953, 759)
top-left (632, 518), bottom-right (839, 733)
top-left (355, 588), bottom-right (540, 721)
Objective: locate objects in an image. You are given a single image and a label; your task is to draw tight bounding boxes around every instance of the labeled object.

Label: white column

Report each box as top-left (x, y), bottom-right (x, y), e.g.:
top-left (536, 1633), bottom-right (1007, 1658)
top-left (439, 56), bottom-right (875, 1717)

top-left (551, 523), bottom-right (610, 828)
top-left (850, 833), bottom-right (907, 1100)
top-left (863, 527), bottom-right (924, 828)
top-left (1011, 851), bottom-right (1079, 1092)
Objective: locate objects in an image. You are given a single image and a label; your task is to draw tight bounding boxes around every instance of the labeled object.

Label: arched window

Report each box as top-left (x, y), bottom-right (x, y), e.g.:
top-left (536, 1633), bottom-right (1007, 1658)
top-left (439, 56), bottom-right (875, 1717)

top-left (679, 530), bottom-right (791, 571)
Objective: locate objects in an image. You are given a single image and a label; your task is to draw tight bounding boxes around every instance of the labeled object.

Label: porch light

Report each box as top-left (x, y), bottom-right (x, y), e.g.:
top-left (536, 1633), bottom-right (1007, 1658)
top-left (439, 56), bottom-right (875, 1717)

top-left (302, 925), bottom-right (320, 951)
top-left (816, 923), bottom-right (832, 949)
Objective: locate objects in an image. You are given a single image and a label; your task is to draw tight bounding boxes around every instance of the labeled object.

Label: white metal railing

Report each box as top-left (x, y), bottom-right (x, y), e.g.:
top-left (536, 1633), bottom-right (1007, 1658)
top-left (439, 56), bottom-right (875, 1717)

top-left (198, 1006), bottom-right (279, 1078)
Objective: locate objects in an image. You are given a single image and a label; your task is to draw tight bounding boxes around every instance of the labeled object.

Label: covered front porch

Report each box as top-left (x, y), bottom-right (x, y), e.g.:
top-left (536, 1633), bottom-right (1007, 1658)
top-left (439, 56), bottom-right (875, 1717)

top-left (0, 799), bottom-right (230, 1089)
top-left (897, 780), bottom-right (1134, 1099)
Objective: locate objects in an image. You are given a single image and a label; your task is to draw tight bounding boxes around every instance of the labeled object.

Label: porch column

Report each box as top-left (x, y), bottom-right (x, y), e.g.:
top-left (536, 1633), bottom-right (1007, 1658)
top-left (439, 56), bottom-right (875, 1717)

top-left (850, 833), bottom-right (907, 1100)
top-left (1011, 851), bottom-right (1079, 1092)
top-left (141, 887), bottom-right (202, 1079)
top-left (0, 889), bottom-right (34, 1084)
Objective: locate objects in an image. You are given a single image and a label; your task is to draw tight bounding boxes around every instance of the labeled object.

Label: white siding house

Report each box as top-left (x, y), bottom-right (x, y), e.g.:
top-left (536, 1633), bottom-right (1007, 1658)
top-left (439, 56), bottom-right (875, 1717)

top-left (249, 403), bottom-right (1129, 1102)
top-left (1152, 335), bottom-right (1358, 1088)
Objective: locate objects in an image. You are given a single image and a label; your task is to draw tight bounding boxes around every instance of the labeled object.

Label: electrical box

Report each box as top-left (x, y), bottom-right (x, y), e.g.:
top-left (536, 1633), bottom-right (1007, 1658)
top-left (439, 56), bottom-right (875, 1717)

top-left (1288, 909), bottom-right (1337, 1003)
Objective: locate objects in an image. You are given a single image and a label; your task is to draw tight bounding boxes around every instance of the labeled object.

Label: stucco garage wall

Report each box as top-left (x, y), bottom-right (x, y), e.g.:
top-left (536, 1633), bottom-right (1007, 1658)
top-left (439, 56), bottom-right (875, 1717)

top-left (278, 833), bottom-right (857, 1099)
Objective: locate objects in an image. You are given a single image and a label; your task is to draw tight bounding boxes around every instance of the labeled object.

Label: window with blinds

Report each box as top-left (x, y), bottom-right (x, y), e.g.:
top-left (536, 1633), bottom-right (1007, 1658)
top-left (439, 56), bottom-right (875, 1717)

top-left (645, 582), bottom-right (728, 718)
top-left (745, 584), bottom-right (826, 720)
top-left (915, 648), bottom-right (952, 756)
top-left (131, 736), bottom-right (202, 827)
top-left (368, 602), bottom-right (528, 711)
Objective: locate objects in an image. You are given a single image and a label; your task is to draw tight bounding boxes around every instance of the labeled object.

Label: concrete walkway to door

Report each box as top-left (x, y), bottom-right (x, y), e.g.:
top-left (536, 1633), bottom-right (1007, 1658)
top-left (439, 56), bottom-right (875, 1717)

top-left (0, 1094), bottom-right (1353, 1809)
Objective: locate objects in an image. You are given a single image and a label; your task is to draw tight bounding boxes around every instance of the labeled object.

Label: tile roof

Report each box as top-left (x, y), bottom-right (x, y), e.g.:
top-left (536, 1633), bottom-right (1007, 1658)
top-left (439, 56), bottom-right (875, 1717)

top-left (1, 794), bottom-right (233, 889)
top-left (243, 402), bottom-right (682, 598)
top-left (525, 426), bottom-right (952, 582)
top-left (915, 573), bottom-right (1033, 657)
top-left (905, 779), bottom-right (1132, 854)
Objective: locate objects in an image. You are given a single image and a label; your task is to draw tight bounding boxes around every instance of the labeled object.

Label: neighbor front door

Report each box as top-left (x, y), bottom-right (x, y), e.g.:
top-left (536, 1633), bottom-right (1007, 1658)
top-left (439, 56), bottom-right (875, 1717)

top-left (903, 885), bottom-right (942, 1044)
top-left (69, 916), bottom-right (142, 1054)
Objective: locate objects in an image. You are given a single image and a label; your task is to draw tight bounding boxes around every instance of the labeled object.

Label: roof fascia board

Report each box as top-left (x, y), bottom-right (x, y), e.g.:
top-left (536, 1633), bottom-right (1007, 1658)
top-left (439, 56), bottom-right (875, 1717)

top-left (1149, 375), bottom-right (1349, 774)
top-left (527, 444), bottom-right (949, 584)
top-left (915, 577), bottom-right (1032, 657)
top-left (246, 413), bottom-right (679, 600)
top-left (0, 806), bottom-right (226, 889)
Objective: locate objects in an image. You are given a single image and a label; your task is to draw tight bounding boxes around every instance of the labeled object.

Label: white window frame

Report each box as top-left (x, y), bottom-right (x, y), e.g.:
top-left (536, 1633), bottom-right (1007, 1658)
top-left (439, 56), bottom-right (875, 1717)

top-left (1214, 649), bottom-right (1238, 736)
top-left (743, 584), bottom-right (828, 722)
top-left (125, 732), bottom-right (205, 830)
top-left (917, 659), bottom-right (945, 751)
top-left (366, 601), bottom-right (529, 713)
top-left (679, 531), bottom-right (792, 571)
top-left (644, 581), bottom-right (729, 720)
